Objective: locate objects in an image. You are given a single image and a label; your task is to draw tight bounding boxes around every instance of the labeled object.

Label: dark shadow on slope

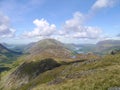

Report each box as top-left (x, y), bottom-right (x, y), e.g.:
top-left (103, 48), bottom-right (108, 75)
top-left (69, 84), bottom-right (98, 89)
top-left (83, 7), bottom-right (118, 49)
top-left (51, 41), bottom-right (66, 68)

top-left (0, 67), bottom-right (10, 73)
top-left (5, 58), bottom-right (61, 89)
top-left (10, 58), bottom-right (61, 80)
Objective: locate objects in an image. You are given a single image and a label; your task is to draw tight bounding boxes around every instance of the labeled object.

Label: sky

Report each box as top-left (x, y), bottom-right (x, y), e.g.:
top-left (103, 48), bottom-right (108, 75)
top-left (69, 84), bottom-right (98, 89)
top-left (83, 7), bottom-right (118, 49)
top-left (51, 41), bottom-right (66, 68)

top-left (0, 0), bottom-right (120, 44)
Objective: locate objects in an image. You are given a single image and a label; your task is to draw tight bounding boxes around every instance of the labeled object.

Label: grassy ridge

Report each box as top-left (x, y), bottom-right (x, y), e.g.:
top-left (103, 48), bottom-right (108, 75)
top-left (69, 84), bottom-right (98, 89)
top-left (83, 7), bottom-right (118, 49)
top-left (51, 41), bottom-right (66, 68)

top-left (17, 54), bottom-right (120, 90)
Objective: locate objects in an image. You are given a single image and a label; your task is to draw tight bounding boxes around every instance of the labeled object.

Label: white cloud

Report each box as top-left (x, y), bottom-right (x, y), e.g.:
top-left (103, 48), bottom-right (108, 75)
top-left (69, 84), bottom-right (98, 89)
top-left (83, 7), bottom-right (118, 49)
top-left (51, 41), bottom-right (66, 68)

top-left (0, 12), bottom-right (15, 38)
top-left (92, 0), bottom-right (118, 11)
top-left (60, 12), bottom-right (102, 39)
top-left (65, 12), bottom-right (85, 28)
top-left (73, 26), bottom-right (102, 39)
top-left (23, 18), bottom-right (56, 38)
top-left (22, 12), bottom-right (102, 40)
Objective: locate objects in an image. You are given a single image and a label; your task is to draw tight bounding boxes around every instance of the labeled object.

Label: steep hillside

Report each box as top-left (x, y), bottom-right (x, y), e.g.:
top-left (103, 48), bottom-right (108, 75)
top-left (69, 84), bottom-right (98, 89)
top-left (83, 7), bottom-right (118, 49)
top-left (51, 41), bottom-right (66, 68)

top-left (0, 44), bottom-right (12, 54)
top-left (0, 44), bottom-right (21, 56)
top-left (0, 44), bottom-right (21, 72)
top-left (3, 58), bottom-right (61, 89)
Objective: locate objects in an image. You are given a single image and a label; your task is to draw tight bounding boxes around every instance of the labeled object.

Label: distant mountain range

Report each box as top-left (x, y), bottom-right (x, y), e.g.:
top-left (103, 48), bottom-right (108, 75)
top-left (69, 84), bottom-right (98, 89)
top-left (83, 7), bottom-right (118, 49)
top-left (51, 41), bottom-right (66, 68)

top-left (94, 40), bottom-right (120, 54)
top-left (72, 40), bottom-right (120, 55)
top-left (3, 39), bottom-right (120, 55)
top-left (24, 39), bottom-right (120, 55)
top-left (96, 40), bottom-right (120, 46)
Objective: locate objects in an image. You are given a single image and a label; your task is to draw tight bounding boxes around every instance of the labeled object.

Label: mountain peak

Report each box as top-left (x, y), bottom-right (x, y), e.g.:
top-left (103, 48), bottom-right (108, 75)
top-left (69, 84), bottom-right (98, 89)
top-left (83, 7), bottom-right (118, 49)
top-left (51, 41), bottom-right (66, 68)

top-left (36, 38), bottom-right (63, 46)
top-left (26, 38), bottom-right (73, 59)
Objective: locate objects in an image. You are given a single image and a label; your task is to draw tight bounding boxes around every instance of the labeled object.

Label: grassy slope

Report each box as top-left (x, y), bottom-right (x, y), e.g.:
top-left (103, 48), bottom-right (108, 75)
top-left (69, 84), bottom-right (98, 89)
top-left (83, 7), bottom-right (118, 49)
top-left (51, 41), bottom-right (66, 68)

top-left (18, 54), bottom-right (120, 90)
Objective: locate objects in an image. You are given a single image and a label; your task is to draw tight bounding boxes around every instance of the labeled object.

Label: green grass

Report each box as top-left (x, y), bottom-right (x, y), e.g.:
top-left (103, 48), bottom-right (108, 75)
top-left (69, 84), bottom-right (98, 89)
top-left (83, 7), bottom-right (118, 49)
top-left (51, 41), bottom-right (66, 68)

top-left (18, 54), bottom-right (120, 90)
top-left (15, 58), bottom-right (61, 77)
top-left (1, 53), bottom-right (120, 90)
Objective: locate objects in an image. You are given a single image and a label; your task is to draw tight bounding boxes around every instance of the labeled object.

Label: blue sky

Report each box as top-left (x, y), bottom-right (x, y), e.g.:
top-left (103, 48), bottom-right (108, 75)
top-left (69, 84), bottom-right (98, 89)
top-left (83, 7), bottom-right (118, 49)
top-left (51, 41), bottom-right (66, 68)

top-left (0, 0), bottom-right (120, 44)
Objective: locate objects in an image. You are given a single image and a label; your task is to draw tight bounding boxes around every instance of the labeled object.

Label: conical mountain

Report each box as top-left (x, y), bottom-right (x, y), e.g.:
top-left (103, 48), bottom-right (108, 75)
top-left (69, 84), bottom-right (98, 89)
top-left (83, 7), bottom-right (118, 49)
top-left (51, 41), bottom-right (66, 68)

top-left (26, 38), bottom-right (73, 59)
